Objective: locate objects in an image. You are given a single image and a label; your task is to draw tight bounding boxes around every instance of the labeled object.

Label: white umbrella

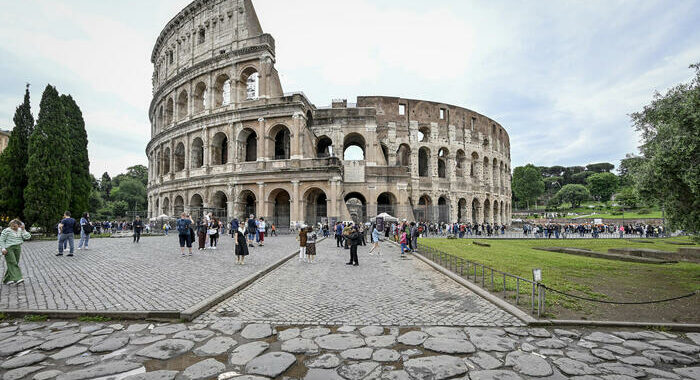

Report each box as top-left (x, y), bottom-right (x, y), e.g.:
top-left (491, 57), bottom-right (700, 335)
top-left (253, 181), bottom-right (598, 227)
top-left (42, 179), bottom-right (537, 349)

top-left (373, 213), bottom-right (398, 222)
top-left (157, 214), bottom-right (170, 220)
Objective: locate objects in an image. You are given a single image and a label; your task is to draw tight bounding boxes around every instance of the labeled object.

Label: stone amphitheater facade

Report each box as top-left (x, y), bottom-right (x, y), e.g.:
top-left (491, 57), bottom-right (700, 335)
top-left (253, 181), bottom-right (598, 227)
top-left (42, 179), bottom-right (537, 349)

top-left (146, 0), bottom-right (512, 228)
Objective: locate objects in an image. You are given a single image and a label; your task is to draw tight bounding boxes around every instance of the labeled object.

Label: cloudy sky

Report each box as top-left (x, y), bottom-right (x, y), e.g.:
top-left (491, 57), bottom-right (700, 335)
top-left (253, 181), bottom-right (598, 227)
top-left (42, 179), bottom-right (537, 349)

top-left (0, 0), bottom-right (698, 177)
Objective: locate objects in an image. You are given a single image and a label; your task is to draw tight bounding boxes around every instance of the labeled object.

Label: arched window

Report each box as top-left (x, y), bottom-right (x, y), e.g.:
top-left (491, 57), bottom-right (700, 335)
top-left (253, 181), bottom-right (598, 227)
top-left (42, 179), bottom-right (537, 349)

top-left (162, 197), bottom-right (170, 215)
top-left (163, 147), bottom-right (171, 174)
top-left (377, 192), bottom-right (397, 216)
top-left (396, 144), bottom-right (411, 167)
top-left (174, 142), bottom-right (185, 172)
top-left (214, 74), bottom-right (231, 107)
top-left (316, 136), bottom-right (333, 158)
top-left (212, 191), bottom-right (228, 219)
top-left (177, 90), bottom-right (188, 120)
top-left (191, 138), bottom-right (204, 168)
top-left (418, 147), bottom-right (430, 177)
top-left (193, 82), bottom-right (207, 113)
top-left (343, 133), bottom-right (366, 161)
top-left (471, 152), bottom-right (479, 177)
top-left (456, 150), bottom-right (466, 177)
top-left (174, 196), bottom-right (185, 216)
top-left (190, 194), bottom-right (203, 219)
top-left (418, 127), bottom-right (430, 142)
top-left (271, 125), bottom-right (291, 160)
top-left (246, 72), bottom-right (259, 100)
top-left (238, 128), bottom-right (257, 162)
top-left (212, 132), bottom-right (228, 165)
top-left (437, 148), bottom-right (448, 178)
top-left (157, 105), bottom-right (163, 131)
top-left (165, 98), bottom-right (174, 126)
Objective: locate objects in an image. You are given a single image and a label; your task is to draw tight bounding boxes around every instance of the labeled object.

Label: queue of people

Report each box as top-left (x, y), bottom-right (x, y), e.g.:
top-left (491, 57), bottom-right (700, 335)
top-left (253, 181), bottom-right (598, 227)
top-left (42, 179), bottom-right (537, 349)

top-left (522, 223), bottom-right (666, 239)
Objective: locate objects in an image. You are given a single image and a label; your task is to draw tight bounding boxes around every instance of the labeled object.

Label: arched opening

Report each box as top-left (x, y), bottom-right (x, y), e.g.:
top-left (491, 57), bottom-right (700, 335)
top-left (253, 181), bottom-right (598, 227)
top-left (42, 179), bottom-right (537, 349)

top-left (212, 191), bottom-right (228, 220)
top-left (156, 151), bottom-right (162, 176)
top-left (344, 192), bottom-right (367, 224)
top-left (499, 162), bottom-right (505, 188)
top-left (190, 194), bottom-right (203, 220)
top-left (343, 133), bottom-right (366, 161)
top-left (174, 196), bottom-right (185, 216)
top-left (238, 128), bottom-right (258, 162)
top-left (165, 98), bottom-right (174, 126)
top-left (191, 138), bottom-right (204, 168)
top-left (155, 199), bottom-right (159, 217)
top-left (177, 90), bottom-right (188, 120)
top-left (271, 125), bottom-right (291, 160)
top-left (437, 148), bottom-right (449, 178)
top-left (241, 68), bottom-right (259, 100)
top-left (163, 147), bottom-right (171, 174)
top-left (493, 158), bottom-right (499, 187)
top-left (174, 142), bottom-right (185, 172)
top-left (456, 150), bottom-right (466, 178)
top-left (493, 201), bottom-right (500, 224)
top-left (484, 199), bottom-right (491, 224)
top-left (239, 190), bottom-right (257, 219)
top-left (305, 188), bottom-right (327, 226)
top-left (415, 194), bottom-right (432, 222)
top-left (471, 152), bottom-right (479, 177)
top-left (270, 189), bottom-right (291, 229)
top-left (380, 144), bottom-right (389, 165)
top-left (193, 82), bottom-right (207, 113)
top-left (377, 192), bottom-right (397, 216)
top-left (458, 198), bottom-right (467, 222)
top-left (501, 201), bottom-right (506, 224)
top-left (316, 136), bottom-right (333, 158)
top-left (438, 196), bottom-right (449, 223)
top-left (472, 198), bottom-right (480, 224)
top-left (211, 132), bottom-right (228, 165)
top-left (483, 157), bottom-right (490, 183)
top-left (214, 74), bottom-right (232, 107)
top-left (418, 147), bottom-right (430, 177)
top-left (396, 144), bottom-right (411, 167)
top-left (162, 197), bottom-right (170, 216)
top-left (157, 105), bottom-right (163, 132)
top-left (418, 127), bottom-right (430, 142)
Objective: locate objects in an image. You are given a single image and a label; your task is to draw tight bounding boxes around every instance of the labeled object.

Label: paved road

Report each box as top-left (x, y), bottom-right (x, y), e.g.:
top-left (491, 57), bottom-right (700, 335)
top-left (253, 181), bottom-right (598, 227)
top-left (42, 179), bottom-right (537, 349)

top-left (0, 319), bottom-right (697, 380)
top-left (197, 238), bottom-right (524, 327)
top-left (0, 234), bottom-right (296, 312)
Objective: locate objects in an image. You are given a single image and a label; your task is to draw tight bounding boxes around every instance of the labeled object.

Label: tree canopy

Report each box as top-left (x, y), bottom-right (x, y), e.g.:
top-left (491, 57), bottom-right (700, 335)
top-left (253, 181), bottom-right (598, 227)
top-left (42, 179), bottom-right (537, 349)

top-left (555, 184), bottom-right (590, 208)
top-left (586, 172), bottom-right (619, 202)
top-left (512, 164), bottom-right (545, 209)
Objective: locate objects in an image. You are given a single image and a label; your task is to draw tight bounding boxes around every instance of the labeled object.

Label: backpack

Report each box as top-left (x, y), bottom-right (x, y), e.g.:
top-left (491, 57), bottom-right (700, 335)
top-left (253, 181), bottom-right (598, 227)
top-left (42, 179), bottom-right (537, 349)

top-left (83, 222), bottom-right (93, 234)
top-left (176, 219), bottom-right (189, 234)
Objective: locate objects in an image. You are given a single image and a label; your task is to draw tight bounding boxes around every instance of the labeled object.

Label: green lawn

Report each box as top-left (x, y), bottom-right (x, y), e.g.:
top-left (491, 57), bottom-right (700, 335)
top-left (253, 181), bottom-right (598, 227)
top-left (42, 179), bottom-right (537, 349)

top-left (419, 236), bottom-right (700, 321)
top-left (573, 210), bottom-right (663, 219)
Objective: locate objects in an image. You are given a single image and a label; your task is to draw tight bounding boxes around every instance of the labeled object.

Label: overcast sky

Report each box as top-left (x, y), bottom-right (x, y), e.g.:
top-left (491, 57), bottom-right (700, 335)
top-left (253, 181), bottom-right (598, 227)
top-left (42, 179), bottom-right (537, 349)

top-left (1, 0), bottom-right (698, 177)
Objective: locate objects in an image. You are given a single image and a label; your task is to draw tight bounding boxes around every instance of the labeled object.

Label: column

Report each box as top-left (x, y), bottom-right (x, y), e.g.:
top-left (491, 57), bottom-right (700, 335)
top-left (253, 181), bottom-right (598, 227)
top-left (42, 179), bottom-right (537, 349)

top-left (184, 137), bottom-right (190, 176)
top-left (207, 73), bottom-right (214, 111)
top-left (291, 180), bottom-right (300, 226)
top-left (367, 186), bottom-right (377, 219)
top-left (257, 182), bottom-right (265, 218)
top-left (169, 140), bottom-right (174, 176)
top-left (202, 127), bottom-right (210, 168)
top-left (292, 113), bottom-right (303, 159)
top-left (257, 117), bottom-right (266, 161)
top-left (330, 178), bottom-right (338, 218)
top-left (365, 122), bottom-right (377, 166)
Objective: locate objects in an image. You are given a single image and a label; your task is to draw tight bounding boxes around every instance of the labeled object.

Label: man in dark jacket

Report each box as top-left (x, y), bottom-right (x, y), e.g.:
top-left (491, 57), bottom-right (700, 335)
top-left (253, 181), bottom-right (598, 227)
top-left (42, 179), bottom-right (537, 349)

top-left (346, 225), bottom-right (360, 266)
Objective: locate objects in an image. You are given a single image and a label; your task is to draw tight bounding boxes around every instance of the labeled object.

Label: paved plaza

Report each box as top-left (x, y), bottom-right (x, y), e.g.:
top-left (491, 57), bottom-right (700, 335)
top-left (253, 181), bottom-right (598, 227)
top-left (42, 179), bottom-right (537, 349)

top-left (198, 238), bottom-right (523, 327)
top-left (0, 234), bottom-right (296, 313)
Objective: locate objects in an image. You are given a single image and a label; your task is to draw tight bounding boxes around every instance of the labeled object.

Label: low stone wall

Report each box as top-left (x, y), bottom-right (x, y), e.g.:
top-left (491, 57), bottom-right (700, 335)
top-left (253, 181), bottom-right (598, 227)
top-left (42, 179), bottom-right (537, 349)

top-left (608, 247), bottom-right (700, 263)
top-left (534, 247), bottom-right (674, 264)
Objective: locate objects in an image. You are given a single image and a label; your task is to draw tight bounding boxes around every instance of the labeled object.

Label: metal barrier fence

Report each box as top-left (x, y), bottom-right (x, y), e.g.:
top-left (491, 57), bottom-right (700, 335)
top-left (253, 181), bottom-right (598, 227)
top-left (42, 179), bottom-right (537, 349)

top-left (418, 231), bottom-right (673, 240)
top-left (417, 243), bottom-right (548, 317)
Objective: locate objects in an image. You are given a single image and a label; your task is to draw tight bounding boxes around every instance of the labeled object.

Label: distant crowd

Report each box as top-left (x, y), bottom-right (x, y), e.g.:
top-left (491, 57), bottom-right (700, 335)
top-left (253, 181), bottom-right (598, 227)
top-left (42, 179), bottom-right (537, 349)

top-left (522, 223), bottom-right (666, 239)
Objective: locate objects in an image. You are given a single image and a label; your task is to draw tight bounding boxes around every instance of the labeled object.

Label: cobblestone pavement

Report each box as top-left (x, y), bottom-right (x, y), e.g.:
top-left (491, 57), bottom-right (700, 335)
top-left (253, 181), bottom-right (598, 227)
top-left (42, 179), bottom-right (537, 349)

top-left (0, 319), bottom-right (698, 380)
top-left (197, 238), bottom-right (524, 327)
top-left (0, 234), bottom-right (296, 312)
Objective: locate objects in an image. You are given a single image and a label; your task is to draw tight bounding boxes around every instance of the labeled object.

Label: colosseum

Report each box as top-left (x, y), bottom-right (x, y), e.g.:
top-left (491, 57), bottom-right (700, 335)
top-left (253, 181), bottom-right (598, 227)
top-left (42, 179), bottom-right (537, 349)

top-left (146, 0), bottom-right (512, 229)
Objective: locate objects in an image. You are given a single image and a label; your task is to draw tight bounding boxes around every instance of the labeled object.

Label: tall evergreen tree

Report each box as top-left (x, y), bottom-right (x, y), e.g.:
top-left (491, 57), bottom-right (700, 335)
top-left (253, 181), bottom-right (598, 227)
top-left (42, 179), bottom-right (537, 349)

top-left (24, 85), bottom-right (72, 230)
top-left (62, 95), bottom-right (91, 215)
top-left (0, 85), bottom-right (34, 220)
top-left (100, 172), bottom-right (112, 200)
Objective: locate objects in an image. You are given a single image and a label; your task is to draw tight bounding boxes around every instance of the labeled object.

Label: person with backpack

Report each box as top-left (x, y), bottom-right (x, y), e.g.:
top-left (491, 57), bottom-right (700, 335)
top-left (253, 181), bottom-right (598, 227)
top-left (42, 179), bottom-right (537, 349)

top-left (246, 215), bottom-right (257, 247)
top-left (78, 212), bottom-right (92, 250)
top-left (346, 225), bottom-right (360, 266)
top-left (197, 218), bottom-right (208, 250)
top-left (176, 213), bottom-right (193, 256)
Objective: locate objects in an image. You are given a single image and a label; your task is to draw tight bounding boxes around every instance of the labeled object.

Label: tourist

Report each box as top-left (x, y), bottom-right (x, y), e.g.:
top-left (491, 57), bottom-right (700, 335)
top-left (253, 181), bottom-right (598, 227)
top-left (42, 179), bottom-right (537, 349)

top-left (197, 219), bottom-right (207, 250)
top-left (410, 222), bottom-right (419, 253)
top-left (163, 223), bottom-right (170, 236)
top-left (298, 225), bottom-right (308, 262)
top-left (209, 217), bottom-right (219, 249)
top-left (246, 215), bottom-right (257, 247)
top-left (132, 216), bottom-right (143, 243)
top-left (347, 225), bottom-right (360, 266)
top-left (234, 223), bottom-right (249, 265)
top-left (257, 217), bottom-right (266, 246)
top-left (369, 223), bottom-right (381, 255)
top-left (1, 219), bottom-right (31, 285)
top-left (176, 212), bottom-right (193, 256)
top-left (307, 227), bottom-right (318, 263)
top-left (77, 212), bottom-right (91, 250)
top-left (399, 228), bottom-right (408, 258)
top-left (270, 223), bottom-right (277, 236)
top-left (57, 211), bottom-right (77, 257)
top-left (335, 222), bottom-right (343, 247)
top-left (229, 218), bottom-right (239, 239)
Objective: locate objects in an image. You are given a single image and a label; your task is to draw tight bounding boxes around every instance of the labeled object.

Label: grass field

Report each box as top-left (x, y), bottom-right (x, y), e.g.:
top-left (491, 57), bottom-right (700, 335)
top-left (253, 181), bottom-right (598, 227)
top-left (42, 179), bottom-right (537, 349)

top-left (419, 236), bottom-right (700, 322)
top-left (574, 210), bottom-right (663, 219)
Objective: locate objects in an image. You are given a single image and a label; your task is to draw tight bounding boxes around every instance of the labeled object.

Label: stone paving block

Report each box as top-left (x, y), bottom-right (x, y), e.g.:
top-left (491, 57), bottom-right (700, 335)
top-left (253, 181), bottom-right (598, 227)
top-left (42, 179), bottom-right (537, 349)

top-left (424, 337), bottom-right (476, 354)
top-left (469, 370), bottom-right (523, 380)
top-left (1, 352), bottom-right (47, 369)
top-left (338, 361), bottom-right (381, 380)
top-left (4, 365), bottom-right (45, 380)
top-left (404, 355), bottom-right (468, 380)
top-left (136, 339), bottom-right (194, 360)
top-left (316, 334), bottom-right (366, 350)
top-left (181, 358), bottom-right (225, 380)
top-left (304, 368), bottom-right (345, 380)
top-left (56, 361), bottom-right (142, 380)
top-left (33, 369), bottom-right (64, 380)
top-left (228, 341), bottom-right (269, 366)
top-left (281, 337), bottom-right (319, 354)
top-left (340, 347), bottom-right (374, 360)
top-left (306, 353), bottom-right (341, 369)
top-left (240, 324), bottom-right (273, 340)
top-left (193, 336), bottom-right (238, 356)
top-left (0, 335), bottom-right (44, 355)
top-left (123, 370), bottom-right (179, 380)
top-left (505, 351), bottom-right (553, 377)
top-left (244, 352), bottom-right (296, 378)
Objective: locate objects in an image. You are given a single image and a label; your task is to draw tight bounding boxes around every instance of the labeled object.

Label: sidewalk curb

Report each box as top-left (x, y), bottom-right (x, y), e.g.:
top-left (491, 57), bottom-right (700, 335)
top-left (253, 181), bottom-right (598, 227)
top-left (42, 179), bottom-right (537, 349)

top-left (0, 309), bottom-right (180, 320)
top-left (532, 319), bottom-right (700, 332)
top-left (179, 237), bottom-right (326, 322)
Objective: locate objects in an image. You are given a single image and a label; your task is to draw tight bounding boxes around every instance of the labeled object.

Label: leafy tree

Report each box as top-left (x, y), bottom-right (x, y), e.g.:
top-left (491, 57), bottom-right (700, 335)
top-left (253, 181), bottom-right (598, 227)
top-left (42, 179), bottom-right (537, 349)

top-left (111, 200), bottom-right (128, 217)
top-left (555, 184), bottom-right (590, 208)
top-left (24, 85), bottom-right (72, 230)
top-left (631, 63), bottom-right (700, 234)
top-left (88, 188), bottom-right (104, 216)
top-left (586, 172), bottom-right (619, 201)
top-left (586, 162), bottom-right (615, 173)
top-left (62, 95), bottom-right (91, 215)
top-left (110, 177), bottom-right (147, 211)
top-left (0, 85), bottom-right (34, 220)
top-left (100, 172), bottom-right (112, 200)
top-left (618, 154), bottom-right (646, 187)
top-left (615, 186), bottom-right (640, 209)
top-left (125, 165), bottom-right (148, 187)
top-left (512, 164), bottom-right (545, 209)
top-left (562, 166), bottom-right (585, 185)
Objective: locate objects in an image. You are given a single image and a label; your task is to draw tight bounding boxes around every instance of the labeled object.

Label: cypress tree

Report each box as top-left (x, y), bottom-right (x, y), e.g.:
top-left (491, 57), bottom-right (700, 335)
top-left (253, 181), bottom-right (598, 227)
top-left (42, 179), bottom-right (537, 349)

top-left (0, 85), bottom-right (34, 220)
top-left (24, 85), bottom-right (72, 230)
top-left (62, 95), bottom-right (91, 216)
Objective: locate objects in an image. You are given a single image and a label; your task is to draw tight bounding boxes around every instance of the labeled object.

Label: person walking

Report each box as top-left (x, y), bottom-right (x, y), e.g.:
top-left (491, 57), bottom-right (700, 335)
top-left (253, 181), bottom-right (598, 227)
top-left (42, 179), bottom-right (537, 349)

top-left (176, 213), bottom-right (193, 256)
top-left (257, 217), bottom-right (266, 247)
top-left (347, 226), bottom-right (360, 266)
top-left (270, 223), bottom-right (277, 236)
top-left (307, 227), bottom-right (317, 263)
top-left (410, 222), bottom-right (419, 254)
top-left (1, 220), bottom-right (31, 285)
top-left (233, 223), bottom-right (249, 265)
top-left (163, 223), bottom-right (170, 236)
top-left (77, 213), bottom-right (91, 250)
top-left (369, 224), bottom-right (381, 255)
top-left (246, 215), bottom-right (257, 247)
top-left (132, 216), bottom-right (143, 243)
top-left (298, 225), bottom-right (308, 262)
top-left (57, 211), bottom-right (77, 257)
top-left (399, 229), bottom-right (408, 258)
top-left (335, 222), bottom-right (343, 247)
top-left (209, 217), bottom-right (219, 249)
top-left (197, 219), bottom-right (207, 250)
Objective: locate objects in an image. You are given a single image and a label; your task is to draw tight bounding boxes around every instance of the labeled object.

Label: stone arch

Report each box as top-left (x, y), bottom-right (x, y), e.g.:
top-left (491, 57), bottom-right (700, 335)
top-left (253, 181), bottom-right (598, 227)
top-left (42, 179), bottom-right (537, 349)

top-left (396, 144), bottom-right (411, 167)
top-left (457, 198), bottom-right (467, 222)
top-left (492, 158), bottom-right (499, 187)
top-left (316, 136), bottom-right (333, 158)
top-left (238, 189), bottom-right (257, 219)
top-left (163, 147), bottom-right (171, 174)
top-left (415, 194), bottom-right (433, 222)
top-left (483, 156), bottom-right (490, 184)
top-left (268, 188), bottom-right (291, 229)
top-left (377, 192), bottom-right (397, 216)
top-left (344, 192), bottom-right (367, 224)
top-left (174, 142), bottom-right (185, 172)
top-left (240, 66), bottom-right (259, 100)
top-left (162, 197), bottom-right (170, 216)
top-left (211, 132), bottom-right (229, 165)
top-left (191, 138), bottom-right (204, 168)
top-left (238, 128), bottom-right (258, 162)
top-left (418, 126), bottom-right (430, 142)
top-left (456, 150), bottom-right (466, 177)
top-left (165, 97), bottom-right (174, 126)
top-left (493, 201), bottom-right (499, 224)
top-left (212, 191), bottom-right (228, 219)
top-left (174, 196), bottom-right (185, 216)
top-left (304, 187), bottom-right (327, 226)
top-left (471, 152), bottom-right (479, 178)
top-left (189, 193), bottom-right (204, 219)
top-left (343, 133), bottom-right (366, 161)
top-left (214, 73), bottom-right (232, 107)
top-left (484, 199), bottom-right (491, 224)
top-left (437, 147), bottom-right (449, 178)
top-left (438, 196), bottom-right (449, 223)
top-left (418, 147), bottom-right (430, 177)
top-left (471, 198), bottom-right (480, 224)
top-left (269, 124), bottom-right (291, 160)
top-left (177, 89), bottom-right (188, 120)
top-left (193, 82), bottom-right (207, 113)
top-left (157, 104), bottom-right (164, 131)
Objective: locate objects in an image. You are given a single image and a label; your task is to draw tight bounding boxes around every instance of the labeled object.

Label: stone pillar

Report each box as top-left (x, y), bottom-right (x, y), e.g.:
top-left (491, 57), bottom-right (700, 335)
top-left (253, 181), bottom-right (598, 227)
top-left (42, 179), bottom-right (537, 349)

top-left (202, 127), bottom-right (210, 168)
top-left (184, 137), bottom-right (190, 175)
top-left (367, 185), bottom-right (377, 219)
top-left (329, 178), bottom-right (338, 218)
top-left (291, 180), bottom-right (300, 227)
top-left (449, 197), bottom-right (458, 223)
top-left (257, 117), bottom-right (266, 161)
top-left (448, 153), bottom-right (457, 185)
top-left (365, 122), bottom-right (377, 166)
top-left (169, 140), bottom-right (174, 175)
top-left (292, 112), bottom-right (303, 159)
top-left (257, 182), bottom-right (265, 218)
top-left (207, 73), bottom-right (214, 111)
